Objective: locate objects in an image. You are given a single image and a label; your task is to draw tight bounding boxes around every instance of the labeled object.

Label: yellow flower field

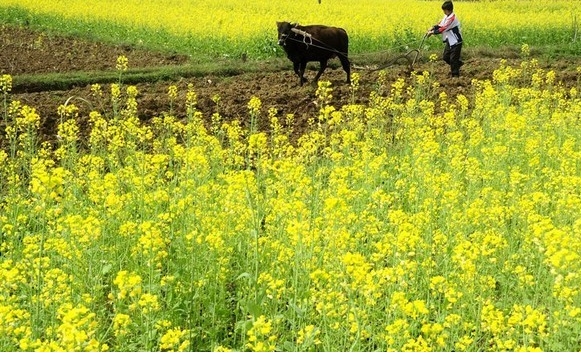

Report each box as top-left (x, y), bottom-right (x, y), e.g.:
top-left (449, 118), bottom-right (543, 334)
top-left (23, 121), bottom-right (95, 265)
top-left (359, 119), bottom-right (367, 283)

top-left (1, 0), bottom-right (578, 55)
top-left (1, 54), bottom-right (581, 351)
top-left (2, 0), bottom-right (576, 37)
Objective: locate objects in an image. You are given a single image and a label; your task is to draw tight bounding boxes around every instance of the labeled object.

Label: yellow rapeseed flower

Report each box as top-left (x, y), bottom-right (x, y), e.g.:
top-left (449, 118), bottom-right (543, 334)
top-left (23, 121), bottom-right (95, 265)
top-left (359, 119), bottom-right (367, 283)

top-left (116, 55), bottom-right (128, 72)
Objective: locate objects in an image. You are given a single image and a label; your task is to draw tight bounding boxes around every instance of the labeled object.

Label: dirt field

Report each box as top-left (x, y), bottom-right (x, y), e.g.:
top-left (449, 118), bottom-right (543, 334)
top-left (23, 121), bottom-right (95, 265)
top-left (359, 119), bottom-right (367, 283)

top-left (1, 25), bottom-right (579, 142)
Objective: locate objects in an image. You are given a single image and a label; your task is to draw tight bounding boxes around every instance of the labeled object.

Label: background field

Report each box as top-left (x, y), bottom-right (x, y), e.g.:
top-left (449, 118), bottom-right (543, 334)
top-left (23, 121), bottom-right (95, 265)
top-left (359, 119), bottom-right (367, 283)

top-left (2, 0), bottom-right (581, 352)
top-left (1, 0), bottom-right (580, 59)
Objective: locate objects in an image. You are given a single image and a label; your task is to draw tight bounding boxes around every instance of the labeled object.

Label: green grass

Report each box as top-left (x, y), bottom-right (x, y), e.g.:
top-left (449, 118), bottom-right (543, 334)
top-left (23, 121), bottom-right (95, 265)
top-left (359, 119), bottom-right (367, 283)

top-left (9, 59), bottom-right (292, 94)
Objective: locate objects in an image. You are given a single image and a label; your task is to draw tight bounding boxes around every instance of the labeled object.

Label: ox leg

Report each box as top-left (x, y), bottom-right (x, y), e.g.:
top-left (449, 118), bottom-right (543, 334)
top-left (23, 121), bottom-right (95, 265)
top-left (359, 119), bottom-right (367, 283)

top-left (339, 55), bottom-right (351, 84)
top-left (313, 60), bottom-right (328, 83)
top-left (293, 61), bottom-right (301, 77)
top-left (293, 62), bottom-right (302, 86)
top-left (297, 61), bottom-right (308, 86)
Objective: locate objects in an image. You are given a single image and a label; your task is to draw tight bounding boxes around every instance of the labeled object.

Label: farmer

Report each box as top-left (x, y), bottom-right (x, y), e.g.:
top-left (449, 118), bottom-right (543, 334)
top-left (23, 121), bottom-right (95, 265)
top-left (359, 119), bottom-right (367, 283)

top-left (427, 0), bottom-right (463, 77)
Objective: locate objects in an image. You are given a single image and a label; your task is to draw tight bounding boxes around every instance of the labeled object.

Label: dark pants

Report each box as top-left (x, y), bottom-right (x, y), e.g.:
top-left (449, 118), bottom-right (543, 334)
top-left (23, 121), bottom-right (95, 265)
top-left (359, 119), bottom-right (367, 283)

top-left (443, 42), bottom-right (463, 77)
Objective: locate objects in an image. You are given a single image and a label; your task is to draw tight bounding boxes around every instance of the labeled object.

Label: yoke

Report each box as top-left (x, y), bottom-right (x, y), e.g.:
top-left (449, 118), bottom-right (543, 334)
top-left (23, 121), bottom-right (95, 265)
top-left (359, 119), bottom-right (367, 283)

top-left (290, 27), bottom-right (313, 46)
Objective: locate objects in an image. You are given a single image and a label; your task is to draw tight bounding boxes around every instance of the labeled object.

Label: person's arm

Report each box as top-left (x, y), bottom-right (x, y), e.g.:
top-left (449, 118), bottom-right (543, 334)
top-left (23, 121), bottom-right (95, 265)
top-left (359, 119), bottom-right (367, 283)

top-left (432, 14), bottom-right (456, 34)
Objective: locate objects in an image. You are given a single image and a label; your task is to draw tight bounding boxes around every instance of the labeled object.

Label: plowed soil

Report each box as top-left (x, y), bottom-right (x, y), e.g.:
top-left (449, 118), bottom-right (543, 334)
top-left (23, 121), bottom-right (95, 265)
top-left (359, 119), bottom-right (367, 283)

top-left (1, 25), bottom-right (579, 143)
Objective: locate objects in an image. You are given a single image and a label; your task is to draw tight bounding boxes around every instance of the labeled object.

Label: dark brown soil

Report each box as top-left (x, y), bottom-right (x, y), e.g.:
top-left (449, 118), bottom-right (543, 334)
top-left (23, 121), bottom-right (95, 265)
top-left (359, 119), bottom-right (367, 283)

top-left (1, 24), bottom-right (579, 144)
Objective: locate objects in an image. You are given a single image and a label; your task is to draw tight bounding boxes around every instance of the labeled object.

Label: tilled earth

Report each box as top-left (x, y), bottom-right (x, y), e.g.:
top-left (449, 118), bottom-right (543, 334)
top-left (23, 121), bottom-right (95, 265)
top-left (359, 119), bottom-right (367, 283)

top-left (2, 25), bottom-right (579, 142)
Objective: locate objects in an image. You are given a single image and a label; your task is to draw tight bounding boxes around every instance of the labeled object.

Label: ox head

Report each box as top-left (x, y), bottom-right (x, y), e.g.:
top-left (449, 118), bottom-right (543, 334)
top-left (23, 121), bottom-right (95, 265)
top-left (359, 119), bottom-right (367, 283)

top-left (276, 21), bottom-right (294, 46)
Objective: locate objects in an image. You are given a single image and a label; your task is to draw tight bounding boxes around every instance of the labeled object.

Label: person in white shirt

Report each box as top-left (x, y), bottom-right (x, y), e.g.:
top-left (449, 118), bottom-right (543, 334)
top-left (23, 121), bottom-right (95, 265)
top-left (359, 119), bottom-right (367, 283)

top-left (427, 1), bottom-right (464, 77)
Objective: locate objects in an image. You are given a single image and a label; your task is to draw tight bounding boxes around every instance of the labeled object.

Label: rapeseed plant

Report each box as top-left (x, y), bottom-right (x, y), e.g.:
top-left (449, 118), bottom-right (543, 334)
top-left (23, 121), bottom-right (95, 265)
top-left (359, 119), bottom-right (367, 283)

top-left (2, 58), bottom-right (581, 351)
top-left (246, 315), bottom-right (277, 352)
top-left (159, 327), bottom-right (190, 351)
top-left (2, 0), bottom-right (577, 58)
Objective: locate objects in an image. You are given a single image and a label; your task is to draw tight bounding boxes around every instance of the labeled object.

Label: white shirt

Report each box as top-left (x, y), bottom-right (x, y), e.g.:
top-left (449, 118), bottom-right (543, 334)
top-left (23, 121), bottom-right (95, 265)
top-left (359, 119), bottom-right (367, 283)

top-left (435, 12), bottom-right (462, 46)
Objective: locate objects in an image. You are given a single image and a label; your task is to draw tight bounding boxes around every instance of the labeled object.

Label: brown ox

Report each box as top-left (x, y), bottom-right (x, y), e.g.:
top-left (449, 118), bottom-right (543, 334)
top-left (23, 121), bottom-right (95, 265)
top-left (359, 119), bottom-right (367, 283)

top-left (276, 21), bottom-right (351, 86)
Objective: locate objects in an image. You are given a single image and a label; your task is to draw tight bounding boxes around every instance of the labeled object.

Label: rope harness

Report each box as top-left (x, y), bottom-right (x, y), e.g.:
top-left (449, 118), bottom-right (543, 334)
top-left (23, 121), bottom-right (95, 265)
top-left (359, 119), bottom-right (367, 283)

top-left (290, 28), bottom-right (313, 46)
top-left (280, 27), bottom-right (427, 71)
top-left (356, 33), bottom-right (427, 72)
top-left (280, 27), bottom-right (348, 57)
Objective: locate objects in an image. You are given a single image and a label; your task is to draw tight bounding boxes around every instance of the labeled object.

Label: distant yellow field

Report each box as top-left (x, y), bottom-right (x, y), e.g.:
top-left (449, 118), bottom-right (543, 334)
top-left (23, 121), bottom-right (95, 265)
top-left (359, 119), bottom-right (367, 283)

top-left (2, 0), bottom-right (577, 40)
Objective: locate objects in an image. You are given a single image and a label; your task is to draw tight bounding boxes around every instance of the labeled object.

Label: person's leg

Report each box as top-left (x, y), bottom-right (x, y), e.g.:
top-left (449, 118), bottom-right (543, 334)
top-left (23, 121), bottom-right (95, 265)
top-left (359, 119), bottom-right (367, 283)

top-left (442, 42), bottom-right (451, 66)
top-left (450, 43), bottom-right (463, 77)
